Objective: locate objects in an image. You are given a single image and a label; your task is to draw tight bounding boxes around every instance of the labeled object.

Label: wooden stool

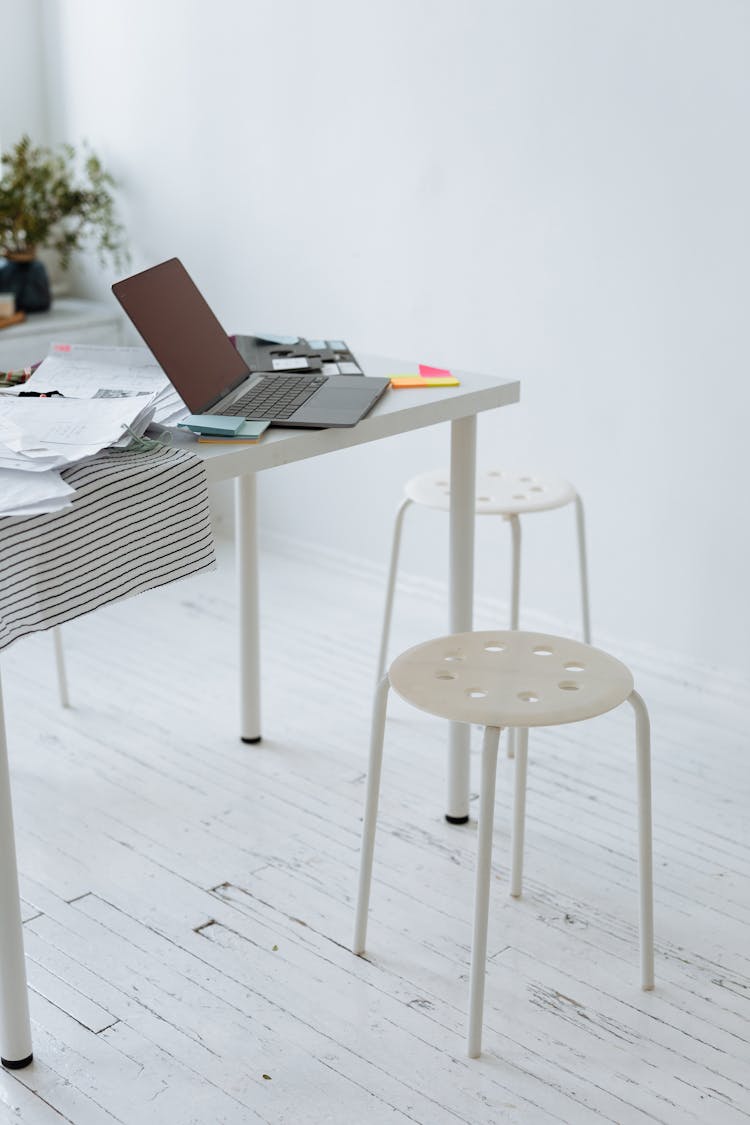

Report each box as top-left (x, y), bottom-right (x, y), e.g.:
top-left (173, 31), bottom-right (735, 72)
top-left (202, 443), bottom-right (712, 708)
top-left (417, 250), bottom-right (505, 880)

top-left (354, 630), bottom-right (654, 1058)
top-left (376, 468), bottom-right (591, 683)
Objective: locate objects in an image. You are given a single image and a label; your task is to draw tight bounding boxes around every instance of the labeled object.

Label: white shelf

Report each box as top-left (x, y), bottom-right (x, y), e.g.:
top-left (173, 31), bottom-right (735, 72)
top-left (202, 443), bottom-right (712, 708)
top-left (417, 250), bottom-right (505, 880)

top-left (0, 297), bottom-right (124, 370)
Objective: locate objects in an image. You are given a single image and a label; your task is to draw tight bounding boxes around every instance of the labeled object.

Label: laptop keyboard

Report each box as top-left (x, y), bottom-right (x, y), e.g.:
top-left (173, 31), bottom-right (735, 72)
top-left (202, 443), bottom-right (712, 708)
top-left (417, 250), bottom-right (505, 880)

top-left (217, 374), bottom-right (326, 420)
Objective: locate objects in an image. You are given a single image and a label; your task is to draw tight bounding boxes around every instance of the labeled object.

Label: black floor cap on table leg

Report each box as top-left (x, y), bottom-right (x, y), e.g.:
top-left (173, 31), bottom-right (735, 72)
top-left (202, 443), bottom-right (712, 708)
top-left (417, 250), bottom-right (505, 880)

top-left (2, 1053), bottom-right (33, 1069)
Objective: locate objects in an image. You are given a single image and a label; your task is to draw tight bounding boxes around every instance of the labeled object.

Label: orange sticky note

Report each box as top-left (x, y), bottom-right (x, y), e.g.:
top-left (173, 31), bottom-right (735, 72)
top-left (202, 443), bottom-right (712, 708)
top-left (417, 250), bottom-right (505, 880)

top-left (390, 376), bottom-right (460, 388)
top-left (419, 363), bottom-right (452, 378)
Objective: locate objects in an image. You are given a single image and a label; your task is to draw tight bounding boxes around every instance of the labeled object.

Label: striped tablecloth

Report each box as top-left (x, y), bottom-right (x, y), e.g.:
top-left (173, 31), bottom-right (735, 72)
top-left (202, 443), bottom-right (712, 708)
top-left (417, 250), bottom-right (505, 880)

top-left (0, 445), bottom-right (216, 651)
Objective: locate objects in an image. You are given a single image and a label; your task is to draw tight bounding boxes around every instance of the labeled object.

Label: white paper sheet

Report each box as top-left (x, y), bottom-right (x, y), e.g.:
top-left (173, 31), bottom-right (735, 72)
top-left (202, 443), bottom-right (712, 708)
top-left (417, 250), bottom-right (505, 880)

top-left (27, 346), bottom-right (169, 399)
top-left (26, 344), bottom-right (188, 426)
top-left (0, 396), bottom-right (156, 465)
top-left (0, 466), bottom-right (74, 517)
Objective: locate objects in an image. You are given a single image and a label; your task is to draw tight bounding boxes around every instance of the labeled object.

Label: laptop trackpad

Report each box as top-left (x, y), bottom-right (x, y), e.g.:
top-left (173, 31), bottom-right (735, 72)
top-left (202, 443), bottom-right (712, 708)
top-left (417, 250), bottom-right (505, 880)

top-left (294, 382), bottom-right (377, 426)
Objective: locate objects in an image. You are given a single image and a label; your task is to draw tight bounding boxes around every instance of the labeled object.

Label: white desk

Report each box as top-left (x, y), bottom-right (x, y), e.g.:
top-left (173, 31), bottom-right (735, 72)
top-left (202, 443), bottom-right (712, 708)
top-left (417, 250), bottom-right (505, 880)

top-left (0, 355), bottom-right (519, 1068)
top-left (176, 353), bottom-right (520, 822)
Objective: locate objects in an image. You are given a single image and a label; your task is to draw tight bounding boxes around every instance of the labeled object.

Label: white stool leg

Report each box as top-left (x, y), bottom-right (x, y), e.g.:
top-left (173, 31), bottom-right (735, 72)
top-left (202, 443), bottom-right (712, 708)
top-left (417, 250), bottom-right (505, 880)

top-left (0, 673), bottom-right (33, 1069)
top-left (509, 515), bottom-right (521, 630)
top-left (574, 494), bottom-right (591, 644)
top-left (510, 727), bottom-right (529, 897)
top-left (353, 676), bottom-right (391, 955)
top-left (376, 498), bottom-right (413, 682)
top-left (506, 516), bottom-right (521, 758)
top-left (467, 724), bottom-right (501, 1058)
top-left (52, 628), bottom-right (70, 709)
top-left (628, 690), bottom-right (655, 990)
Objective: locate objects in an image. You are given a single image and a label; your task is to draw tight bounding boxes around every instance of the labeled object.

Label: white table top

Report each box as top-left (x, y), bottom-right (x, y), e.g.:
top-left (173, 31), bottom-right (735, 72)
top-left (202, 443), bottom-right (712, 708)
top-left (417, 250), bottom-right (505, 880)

top-left (174, 353), bottom-right (520, 482)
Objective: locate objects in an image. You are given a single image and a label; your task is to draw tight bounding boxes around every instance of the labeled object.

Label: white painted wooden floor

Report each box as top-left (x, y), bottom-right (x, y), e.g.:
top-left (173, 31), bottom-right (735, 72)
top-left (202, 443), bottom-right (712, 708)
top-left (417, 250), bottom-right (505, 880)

top-left (0, 536), bottom-right (748, 1125)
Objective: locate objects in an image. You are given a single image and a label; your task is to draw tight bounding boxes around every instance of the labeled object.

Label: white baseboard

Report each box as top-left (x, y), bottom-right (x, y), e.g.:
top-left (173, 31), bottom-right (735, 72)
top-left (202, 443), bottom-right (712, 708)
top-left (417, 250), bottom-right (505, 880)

top-left (257, 526), bottom-right (750, 710)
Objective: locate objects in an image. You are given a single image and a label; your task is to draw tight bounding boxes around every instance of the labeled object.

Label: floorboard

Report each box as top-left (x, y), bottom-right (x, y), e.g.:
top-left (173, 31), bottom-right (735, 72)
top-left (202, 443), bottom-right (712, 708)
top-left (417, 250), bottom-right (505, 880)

top-left (0, 538), bottom-right (748, 1124)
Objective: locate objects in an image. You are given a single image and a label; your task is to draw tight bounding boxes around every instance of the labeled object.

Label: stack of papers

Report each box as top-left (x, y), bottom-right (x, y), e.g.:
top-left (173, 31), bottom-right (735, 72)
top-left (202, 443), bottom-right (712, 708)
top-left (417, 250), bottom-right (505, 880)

top-left (25, 343), bottom-right (188, 426)
top-left (0, 343), bottom-right (173, 517)
top-left (0, 395), bottom-right (156, 463)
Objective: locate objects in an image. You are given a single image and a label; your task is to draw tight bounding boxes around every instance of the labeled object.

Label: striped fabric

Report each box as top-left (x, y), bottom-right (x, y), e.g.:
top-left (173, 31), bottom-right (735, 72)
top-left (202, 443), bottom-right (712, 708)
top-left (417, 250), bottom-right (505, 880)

top-left (0, 445), bottom-right (216, 651)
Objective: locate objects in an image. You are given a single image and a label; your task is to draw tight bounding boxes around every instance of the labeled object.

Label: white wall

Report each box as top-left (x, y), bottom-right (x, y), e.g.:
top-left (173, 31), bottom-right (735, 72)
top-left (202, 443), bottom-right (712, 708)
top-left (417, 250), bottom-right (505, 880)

top-left (28, 0), bottom-right (750, 680)
top-left (1, 0), bottom-right (48, 146)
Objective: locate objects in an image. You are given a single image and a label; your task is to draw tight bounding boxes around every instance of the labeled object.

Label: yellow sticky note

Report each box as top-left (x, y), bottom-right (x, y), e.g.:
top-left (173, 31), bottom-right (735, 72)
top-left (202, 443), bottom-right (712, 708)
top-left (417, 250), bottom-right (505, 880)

top-left (390, 376), bottom-right (460, 388)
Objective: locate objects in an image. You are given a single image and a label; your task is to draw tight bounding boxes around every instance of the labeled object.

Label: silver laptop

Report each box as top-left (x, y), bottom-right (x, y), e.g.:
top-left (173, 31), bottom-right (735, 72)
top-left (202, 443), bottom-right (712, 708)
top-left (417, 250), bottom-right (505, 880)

top-left (112, 258), bottom-right (390, 428)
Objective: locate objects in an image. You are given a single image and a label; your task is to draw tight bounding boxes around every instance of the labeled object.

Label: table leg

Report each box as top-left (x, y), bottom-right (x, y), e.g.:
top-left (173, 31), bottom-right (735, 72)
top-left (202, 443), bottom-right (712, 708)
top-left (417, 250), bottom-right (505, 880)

top-left (235, 474), bottom-right (261, 744)
top-left (447, 415), bottom-right (476, 823)
top-left (0, 673), bottom-right (33, 1068)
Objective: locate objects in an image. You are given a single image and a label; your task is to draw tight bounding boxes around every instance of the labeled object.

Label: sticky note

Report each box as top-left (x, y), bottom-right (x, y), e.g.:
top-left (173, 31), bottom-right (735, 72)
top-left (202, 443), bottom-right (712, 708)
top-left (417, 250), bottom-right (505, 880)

top-left (390, 376), bottom-right (460, 388)
top-left (327, 340), bottom-right (347, 351)
top-left (419, 364), bottom-right (452, 378)
top-left (256, 333), bottom-right (299, 345)
top-left (197, 420), bottom-right (270, 442)
top-left (338, 362), bottom-right (361, 375)
top-left (178, 414), bottom-right (245, 435)
top-left (307, 339), bottom-right (327, 350)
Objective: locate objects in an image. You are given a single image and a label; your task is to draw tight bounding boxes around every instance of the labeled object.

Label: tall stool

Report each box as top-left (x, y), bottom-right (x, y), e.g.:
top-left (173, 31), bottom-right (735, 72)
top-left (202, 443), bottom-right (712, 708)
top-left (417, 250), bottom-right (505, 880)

top-left (376, 469), bottom-right (591, 683)
top-left (354, 630), bottom-right (654, 1058)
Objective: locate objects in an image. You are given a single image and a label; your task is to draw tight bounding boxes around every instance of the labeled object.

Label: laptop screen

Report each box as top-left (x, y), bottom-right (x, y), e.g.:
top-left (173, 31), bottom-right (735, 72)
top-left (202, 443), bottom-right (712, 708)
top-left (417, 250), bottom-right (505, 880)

top-left (112, 258), bottom-right (250, 414)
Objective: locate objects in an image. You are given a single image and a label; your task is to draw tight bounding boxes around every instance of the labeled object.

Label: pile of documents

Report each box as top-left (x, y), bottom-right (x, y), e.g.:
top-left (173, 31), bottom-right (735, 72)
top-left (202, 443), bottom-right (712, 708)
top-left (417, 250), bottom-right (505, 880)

top-left (0, 342), bottom-right (189, 517)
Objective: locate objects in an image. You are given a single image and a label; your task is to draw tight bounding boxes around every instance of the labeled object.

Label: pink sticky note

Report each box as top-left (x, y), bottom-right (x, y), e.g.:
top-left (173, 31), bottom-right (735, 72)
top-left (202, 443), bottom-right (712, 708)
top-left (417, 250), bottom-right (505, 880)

top-left (419, 363), bottom-right (452, 378)
top-left (53, 343), bottom-right (71, 352)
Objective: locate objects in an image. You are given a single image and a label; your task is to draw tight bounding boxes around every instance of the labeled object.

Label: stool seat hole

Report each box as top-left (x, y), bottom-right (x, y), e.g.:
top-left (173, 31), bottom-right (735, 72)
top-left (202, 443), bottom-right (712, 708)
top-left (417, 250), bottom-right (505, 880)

top-left (484, 642), bottom-right (507, 653)
top-left (564, 661), bottom-right (585, 672)
top-left (518, 691), bottom-right (539, 702)
top-left (532, 646), bottom-right (554, 656)
top-left (559, 680), bottom-right (582, 691)
top-left (466, 688), bottom-right (488, 699)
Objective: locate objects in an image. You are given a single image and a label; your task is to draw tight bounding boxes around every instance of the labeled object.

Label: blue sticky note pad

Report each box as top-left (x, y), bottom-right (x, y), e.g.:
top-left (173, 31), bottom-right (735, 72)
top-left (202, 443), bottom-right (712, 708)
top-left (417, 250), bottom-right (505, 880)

top-left (255, 332), bottom-right (299, 345)
top-left (307, 339), bottom-right (327, 350)
top-left (179, 414), bottom-right (245, 436)
top-left (327, 340), bottom-right (347, 351)
top-left (233, 420), bottom-right (270, 438)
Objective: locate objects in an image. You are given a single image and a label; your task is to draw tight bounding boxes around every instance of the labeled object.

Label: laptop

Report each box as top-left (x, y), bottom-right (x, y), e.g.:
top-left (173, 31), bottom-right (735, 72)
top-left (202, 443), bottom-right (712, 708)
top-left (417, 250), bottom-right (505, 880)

top-left (112, 258), bottom-right (390, 428)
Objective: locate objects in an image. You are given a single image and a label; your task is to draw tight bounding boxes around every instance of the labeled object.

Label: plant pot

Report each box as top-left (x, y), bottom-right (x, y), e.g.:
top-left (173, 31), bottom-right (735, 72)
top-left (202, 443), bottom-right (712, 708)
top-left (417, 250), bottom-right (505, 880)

top-left (0, 250), bottom-right (51, 312)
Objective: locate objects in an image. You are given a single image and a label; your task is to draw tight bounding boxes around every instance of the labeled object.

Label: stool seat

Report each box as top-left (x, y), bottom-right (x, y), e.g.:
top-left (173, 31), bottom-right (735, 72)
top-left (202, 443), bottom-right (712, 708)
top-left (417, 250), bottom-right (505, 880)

top-left (389, 630), bottom-right (633, 728)
top-left (404, 468), bottom-right (577, 516)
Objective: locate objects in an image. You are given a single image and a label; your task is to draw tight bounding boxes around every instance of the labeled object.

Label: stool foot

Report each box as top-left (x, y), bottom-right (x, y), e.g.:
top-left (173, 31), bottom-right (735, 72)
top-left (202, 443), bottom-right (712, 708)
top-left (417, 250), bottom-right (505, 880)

top-left (2, 1053), bottom-right (33, 1069)
top-left (241, 735), bottom-right (262, 745)
top-left (445, 814), bottom-right (469, 825)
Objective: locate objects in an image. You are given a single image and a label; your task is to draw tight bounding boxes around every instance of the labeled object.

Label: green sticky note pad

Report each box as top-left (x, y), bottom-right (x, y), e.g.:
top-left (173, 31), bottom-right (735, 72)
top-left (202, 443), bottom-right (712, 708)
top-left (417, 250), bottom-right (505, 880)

top-left (233, 420), bottom-right (270, 439)
top-left (179, 414), bottom-right (245, 436)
